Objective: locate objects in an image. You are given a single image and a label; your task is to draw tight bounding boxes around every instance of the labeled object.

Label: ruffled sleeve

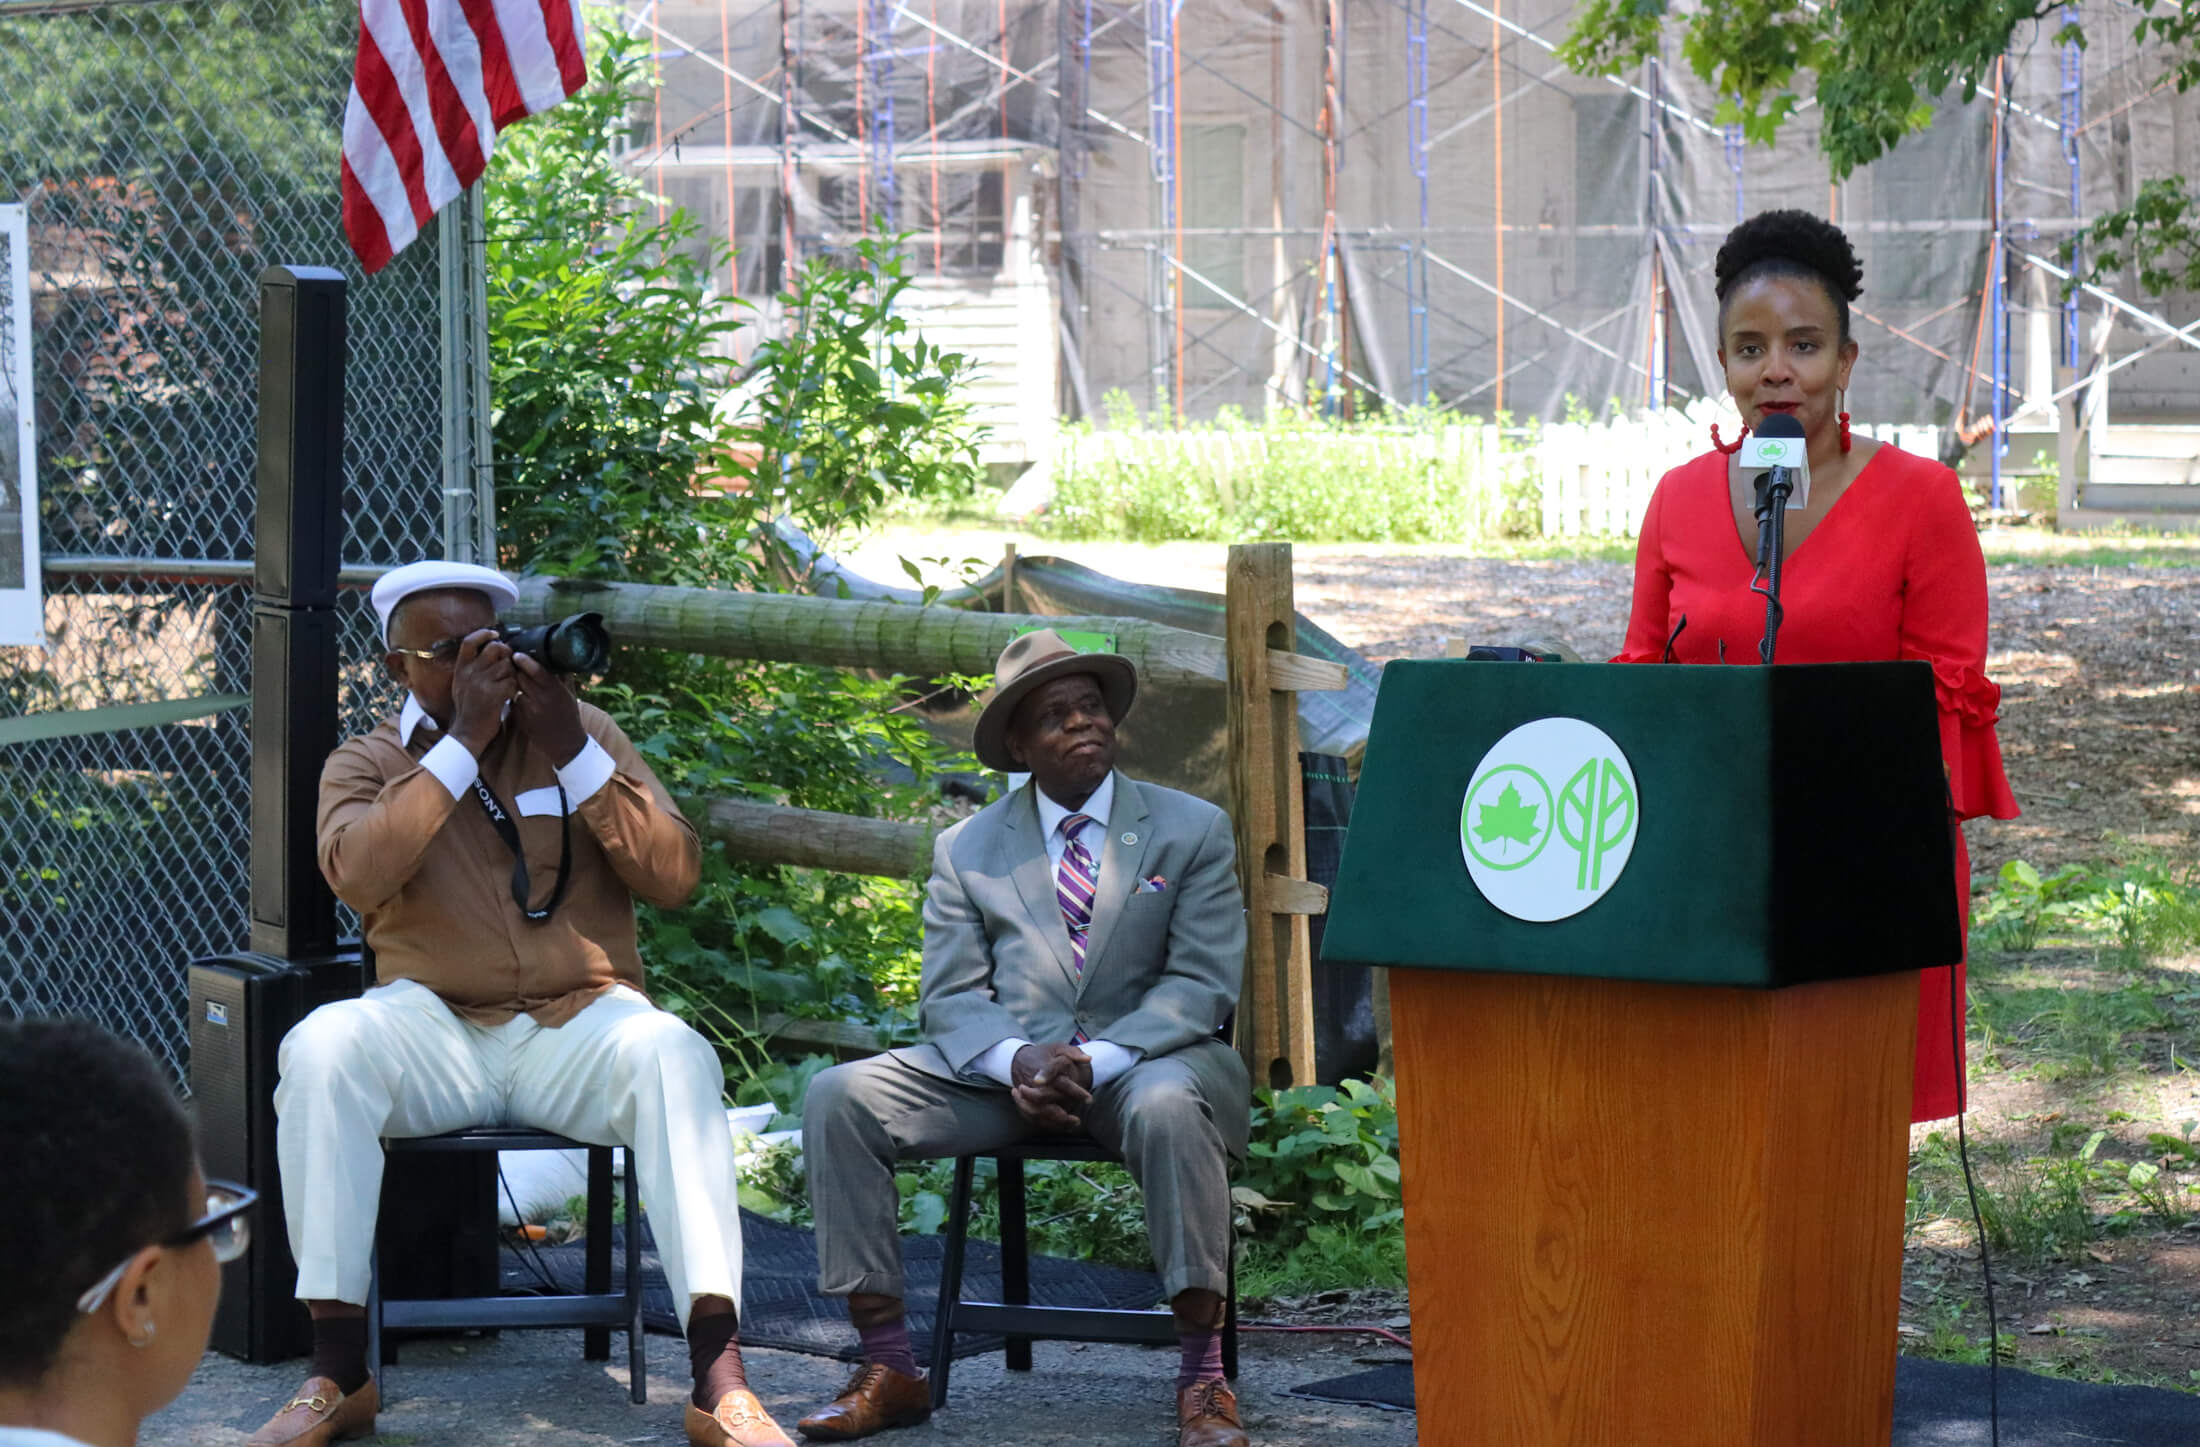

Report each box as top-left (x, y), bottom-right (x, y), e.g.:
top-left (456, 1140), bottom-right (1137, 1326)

top-left (1612, 468), bottom-right (1678, 663)
top-left (1904, 651), bottom-right (2020, 822)
top-left (1898, 458), bottom-right (2020, 823)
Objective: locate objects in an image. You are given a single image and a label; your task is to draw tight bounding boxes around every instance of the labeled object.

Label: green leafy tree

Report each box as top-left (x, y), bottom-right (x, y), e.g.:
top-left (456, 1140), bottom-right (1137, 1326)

top-left (1559, 0), bottom-right (2200, 295)
top-left (483, 23), bottom-right (987, 1089)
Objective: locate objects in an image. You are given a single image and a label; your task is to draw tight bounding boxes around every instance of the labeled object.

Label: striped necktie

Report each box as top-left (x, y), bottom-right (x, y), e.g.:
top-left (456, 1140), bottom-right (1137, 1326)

top-left (1055, 812), bottom-right (1099, 980)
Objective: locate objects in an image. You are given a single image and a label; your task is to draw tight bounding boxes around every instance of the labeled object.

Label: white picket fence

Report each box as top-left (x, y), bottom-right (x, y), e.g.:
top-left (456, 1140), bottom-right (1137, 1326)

top-left (1051, 403), bottom-right (1946, 539)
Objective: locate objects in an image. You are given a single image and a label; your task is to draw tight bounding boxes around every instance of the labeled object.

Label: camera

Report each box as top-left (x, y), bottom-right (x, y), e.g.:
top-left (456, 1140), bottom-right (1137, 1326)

top-left (495, 612), bottom-right (611, 675)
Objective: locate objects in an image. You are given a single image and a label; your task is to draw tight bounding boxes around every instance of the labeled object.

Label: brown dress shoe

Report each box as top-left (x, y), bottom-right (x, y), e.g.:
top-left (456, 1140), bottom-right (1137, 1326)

top-left (685, 1388), bottom-right (796, 1447)
top-left (244, 1376), bottom-right (378, 1447)
top-left (795, 1363), bottom-right (932, 1441)
top-left (1177, 1380), bottom-right (1250, 1447)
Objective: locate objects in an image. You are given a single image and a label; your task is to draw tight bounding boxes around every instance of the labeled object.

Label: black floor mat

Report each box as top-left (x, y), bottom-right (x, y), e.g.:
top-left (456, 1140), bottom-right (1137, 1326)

top-left (1290, 1357), bottom-right (2200, 1444)
top-left (500, 1207), bottom-right (1163, 1361)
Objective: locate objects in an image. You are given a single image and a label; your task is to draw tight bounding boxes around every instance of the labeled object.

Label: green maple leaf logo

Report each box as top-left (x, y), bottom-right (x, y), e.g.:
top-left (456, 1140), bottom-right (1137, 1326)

top-left (1475, 782), bottom-right (1542, 852)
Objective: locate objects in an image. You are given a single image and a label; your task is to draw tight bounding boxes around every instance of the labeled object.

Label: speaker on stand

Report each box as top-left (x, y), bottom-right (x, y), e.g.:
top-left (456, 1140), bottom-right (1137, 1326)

top-left (191, 266), bottom-right (361, 1363)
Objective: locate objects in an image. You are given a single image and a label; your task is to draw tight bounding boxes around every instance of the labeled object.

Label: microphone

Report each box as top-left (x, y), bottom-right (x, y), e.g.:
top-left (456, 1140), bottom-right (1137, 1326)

top-left (1739, 412), bottom-right (1808, 568)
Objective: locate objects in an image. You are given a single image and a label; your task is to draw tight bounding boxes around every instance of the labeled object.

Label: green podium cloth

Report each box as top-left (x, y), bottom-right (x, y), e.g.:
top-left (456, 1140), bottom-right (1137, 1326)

top-left (1320, 660), bottom-right (1960, 988)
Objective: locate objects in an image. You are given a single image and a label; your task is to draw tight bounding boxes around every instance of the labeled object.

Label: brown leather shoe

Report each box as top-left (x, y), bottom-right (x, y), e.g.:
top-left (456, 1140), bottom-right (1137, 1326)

top-left (245, 1376), bottom-right (378, 1447)
top-left (795, 1363), bottom-right (932, 1441)
top-left (685, 1388), bottom-right (796, 1447)
top-left (1177, 1379), bottom-right (1250, 1447)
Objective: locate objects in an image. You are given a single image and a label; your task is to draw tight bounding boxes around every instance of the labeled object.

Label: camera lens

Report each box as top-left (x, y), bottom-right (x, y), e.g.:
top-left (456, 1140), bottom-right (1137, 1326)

top-left (496, 612), bottom-right (611, 674)
top-left (543, 613), bottom-right (611, 674)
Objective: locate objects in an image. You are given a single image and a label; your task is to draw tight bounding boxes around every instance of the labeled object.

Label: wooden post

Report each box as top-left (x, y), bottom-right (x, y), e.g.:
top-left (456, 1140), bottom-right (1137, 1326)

top-left (1226, 542), bottom-right (1319, 1088)
top-left (1002, 541), bottom-right (1020, 613)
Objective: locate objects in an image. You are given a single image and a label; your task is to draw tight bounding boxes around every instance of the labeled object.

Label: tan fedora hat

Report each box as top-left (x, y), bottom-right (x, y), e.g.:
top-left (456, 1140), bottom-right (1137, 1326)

top-left (972, 628), bottom-right (1138, 772)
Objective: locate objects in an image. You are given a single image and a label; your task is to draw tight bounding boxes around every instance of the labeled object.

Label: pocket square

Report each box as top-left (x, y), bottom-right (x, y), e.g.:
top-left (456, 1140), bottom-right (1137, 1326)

top-left (1136, 875), bottom-right (1169, 894)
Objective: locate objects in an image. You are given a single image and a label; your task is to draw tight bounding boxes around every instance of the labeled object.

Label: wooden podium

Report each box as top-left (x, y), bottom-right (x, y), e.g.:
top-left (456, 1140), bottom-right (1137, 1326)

top-left (1322, 661), bottom-right (1961, 1446)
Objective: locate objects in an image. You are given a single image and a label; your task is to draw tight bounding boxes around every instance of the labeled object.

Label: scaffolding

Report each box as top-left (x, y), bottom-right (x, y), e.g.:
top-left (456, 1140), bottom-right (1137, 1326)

top-left (627, 0), bottom-right (2200, 480)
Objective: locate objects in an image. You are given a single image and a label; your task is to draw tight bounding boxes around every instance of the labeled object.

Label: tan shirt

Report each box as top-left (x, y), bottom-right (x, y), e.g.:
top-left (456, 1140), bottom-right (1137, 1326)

top-left (316, 700), bottom-right (702, 1026)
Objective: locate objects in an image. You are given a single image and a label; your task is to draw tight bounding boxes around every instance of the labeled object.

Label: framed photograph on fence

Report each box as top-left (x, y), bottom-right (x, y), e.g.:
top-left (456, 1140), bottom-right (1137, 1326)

top-left (0, 203), bottom-right (39, 645)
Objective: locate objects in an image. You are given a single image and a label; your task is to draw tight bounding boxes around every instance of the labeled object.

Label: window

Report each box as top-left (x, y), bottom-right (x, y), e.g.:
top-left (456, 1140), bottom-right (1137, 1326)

top-left (905, 166), bottom-right (1006, 276)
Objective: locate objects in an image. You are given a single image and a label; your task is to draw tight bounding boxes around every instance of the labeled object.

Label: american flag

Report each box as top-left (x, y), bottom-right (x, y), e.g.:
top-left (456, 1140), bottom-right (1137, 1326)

top-left (341, 0), bottom-right (589, 273)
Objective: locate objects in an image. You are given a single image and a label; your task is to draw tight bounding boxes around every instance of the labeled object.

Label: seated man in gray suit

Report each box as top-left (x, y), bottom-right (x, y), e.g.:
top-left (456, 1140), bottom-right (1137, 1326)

top-left (795, 630), bottom-right (1252, 1447)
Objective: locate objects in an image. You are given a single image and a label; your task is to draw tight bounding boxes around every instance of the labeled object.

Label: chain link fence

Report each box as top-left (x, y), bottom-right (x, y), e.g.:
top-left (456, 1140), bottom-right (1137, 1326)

top-left (0, 0), bottom-right (471, 1079)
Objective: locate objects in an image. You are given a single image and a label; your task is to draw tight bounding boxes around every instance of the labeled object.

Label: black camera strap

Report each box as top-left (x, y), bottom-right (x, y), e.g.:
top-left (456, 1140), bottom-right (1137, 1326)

top-left (469, 776), bottom-right (573, 924)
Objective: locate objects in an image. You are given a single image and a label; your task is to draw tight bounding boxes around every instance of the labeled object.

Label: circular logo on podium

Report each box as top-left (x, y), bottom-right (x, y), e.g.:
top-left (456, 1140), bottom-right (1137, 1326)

top-left (1459, 717), bottom-right (1640, 922)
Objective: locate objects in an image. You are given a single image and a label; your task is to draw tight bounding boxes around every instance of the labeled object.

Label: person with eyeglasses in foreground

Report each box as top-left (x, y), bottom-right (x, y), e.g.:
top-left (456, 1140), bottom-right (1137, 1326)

top-left (0, 1015), bottom-right (258, 1447)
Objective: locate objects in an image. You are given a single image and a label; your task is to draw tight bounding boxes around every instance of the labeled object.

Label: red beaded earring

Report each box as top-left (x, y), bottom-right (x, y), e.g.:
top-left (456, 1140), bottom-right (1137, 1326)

top-left (1711, 422), bottom-right (1748, 455)
top-left (1837, 387), bottom-right (1853, 454)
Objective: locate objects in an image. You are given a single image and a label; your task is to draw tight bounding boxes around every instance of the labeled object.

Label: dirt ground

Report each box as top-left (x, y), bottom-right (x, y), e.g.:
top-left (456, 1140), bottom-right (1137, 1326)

top-left (851, 525), bottom-right (2200, 880)
top-left (849, 523), bottom-right (2200, 1392)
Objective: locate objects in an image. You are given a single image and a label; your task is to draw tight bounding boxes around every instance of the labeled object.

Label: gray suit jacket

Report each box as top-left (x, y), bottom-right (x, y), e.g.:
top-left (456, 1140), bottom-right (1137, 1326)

top-left (891, 771), bottom-right (1250, 1146)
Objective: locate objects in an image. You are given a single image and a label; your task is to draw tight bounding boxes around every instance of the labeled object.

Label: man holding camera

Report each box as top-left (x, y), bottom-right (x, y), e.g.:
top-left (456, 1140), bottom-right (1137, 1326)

top-left (252, 561), bottom-right (792, 1447)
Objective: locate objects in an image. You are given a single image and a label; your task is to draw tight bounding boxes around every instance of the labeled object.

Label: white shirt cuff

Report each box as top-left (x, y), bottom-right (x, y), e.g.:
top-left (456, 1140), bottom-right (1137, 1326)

top-left (419, 735), bottom-right (480, 801)
top-left (554, 737), bottom-right (617, 806)
top-left (1082, 1040), bottom-right (1139, 1089)
top-left (975, 1038), bottom-right (1031, 1087)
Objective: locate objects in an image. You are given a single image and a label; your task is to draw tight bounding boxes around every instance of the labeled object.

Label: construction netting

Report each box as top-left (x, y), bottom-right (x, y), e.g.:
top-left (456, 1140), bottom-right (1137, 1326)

top-left (629, 0), bottom-right (2200, 444)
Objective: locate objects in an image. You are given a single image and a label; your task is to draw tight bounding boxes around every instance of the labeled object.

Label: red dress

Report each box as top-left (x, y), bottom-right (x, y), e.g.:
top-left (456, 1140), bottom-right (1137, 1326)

top-left (1613, 444), bottom-right (2020, 1122)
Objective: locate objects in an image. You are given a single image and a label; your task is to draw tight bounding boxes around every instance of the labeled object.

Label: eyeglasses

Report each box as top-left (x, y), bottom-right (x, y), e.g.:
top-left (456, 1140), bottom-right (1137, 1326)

top-left (75, 1180), bottom-right (259, 1315)
top-left (389, 635), bottom-right (465, 663)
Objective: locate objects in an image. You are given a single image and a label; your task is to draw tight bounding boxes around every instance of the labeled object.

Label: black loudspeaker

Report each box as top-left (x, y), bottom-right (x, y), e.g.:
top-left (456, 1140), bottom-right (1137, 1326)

top-left (377, 1154), bottom-right (503, 1314)
top-left (189, 950), bottom-right (364, 1364)
top-left (250, 265), bottom-right (346, 961)
top-left (250, 606), bottom-right (340, 959)
top-left (254, 265), bottom-right (347, 609)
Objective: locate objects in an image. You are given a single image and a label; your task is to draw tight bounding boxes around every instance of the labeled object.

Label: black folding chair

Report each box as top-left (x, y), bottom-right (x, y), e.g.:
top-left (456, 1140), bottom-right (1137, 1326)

top-left (366, 1127), bottom-right (646, 1403)
top-left (926, 1134), bottom-right (1237, 1409)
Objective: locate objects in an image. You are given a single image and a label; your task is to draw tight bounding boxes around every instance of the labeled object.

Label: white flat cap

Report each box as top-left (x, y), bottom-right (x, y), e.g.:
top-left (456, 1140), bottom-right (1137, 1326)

top-left (370, 560), bottom-right (519, 644)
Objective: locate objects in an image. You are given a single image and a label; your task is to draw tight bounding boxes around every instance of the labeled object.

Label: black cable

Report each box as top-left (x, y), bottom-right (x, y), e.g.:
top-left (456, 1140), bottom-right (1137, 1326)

top-left (1948, 877), bottom-right (2000, 1444)
top-left (498, 1167), bottom-right (567, 1296)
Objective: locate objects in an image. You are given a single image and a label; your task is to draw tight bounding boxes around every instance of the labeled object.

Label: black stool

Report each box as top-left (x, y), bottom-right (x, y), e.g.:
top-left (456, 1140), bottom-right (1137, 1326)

top-left (367, 1127), bottom-right (645, 1403)
top-left (926, 1135), bottom-right (1237, 1409)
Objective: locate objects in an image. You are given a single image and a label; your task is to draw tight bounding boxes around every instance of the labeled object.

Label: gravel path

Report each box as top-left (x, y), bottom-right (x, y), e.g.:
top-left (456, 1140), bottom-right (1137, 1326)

top-left (147, 1331), bottom-right (1416, 1446)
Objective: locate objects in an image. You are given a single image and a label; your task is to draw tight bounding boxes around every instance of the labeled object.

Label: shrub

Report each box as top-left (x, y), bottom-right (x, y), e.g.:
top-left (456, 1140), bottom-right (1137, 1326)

top-left (1043, 396), bottom-right (1537, 545)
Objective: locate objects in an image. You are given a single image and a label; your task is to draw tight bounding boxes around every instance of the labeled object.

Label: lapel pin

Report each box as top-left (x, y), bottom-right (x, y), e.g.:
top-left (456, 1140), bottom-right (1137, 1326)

top-left (1121, 832), bottom-right (1137, 846)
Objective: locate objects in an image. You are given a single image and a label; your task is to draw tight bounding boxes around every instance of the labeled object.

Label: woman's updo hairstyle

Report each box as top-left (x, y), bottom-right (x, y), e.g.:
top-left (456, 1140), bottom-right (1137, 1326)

top-left (1714, 209), bottom-right (1864, 344)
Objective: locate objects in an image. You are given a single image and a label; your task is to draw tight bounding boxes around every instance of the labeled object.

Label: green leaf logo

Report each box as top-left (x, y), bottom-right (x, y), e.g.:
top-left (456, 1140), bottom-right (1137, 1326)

top-left (1460, 765), bottom-right (1553, 872)
top-left (1475, 782), bottom-right (1542, 850)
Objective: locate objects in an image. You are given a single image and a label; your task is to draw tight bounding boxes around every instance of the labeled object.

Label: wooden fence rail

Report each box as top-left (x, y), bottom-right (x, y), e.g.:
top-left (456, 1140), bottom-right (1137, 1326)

top-left (504, 576), bottom-right (1347, 692)
top-left (699, 797), bottom-right (938, 879)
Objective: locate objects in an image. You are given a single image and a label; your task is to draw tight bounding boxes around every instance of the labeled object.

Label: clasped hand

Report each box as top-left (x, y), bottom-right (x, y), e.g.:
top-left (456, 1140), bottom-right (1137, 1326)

top-left (448, 629), bottom-right (588, 765)
top-left (1010, 1042), bottom-right (1093, 1132)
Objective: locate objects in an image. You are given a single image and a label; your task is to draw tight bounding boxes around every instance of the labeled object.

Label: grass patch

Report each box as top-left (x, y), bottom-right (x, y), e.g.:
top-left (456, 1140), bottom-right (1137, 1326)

top-left (1236, 1227), bottom-right (1408, 1298)
top-left (1911, 1123), bottom-right (2197, 1265)
top-left (1982, 545), bottom-right (2200, 568)
top-left (1968, 972), bottom-right (2171, 1081)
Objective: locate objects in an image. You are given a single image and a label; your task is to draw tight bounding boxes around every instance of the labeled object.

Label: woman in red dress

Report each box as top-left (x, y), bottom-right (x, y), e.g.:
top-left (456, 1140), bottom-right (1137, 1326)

top-left (1613, 210), bottom-right (2020, 1123)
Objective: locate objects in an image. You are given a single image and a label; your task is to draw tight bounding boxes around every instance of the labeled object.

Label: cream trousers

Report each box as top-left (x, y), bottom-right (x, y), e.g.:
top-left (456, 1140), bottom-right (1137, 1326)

top-left (273, 979), bottom-right (740, 1328)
